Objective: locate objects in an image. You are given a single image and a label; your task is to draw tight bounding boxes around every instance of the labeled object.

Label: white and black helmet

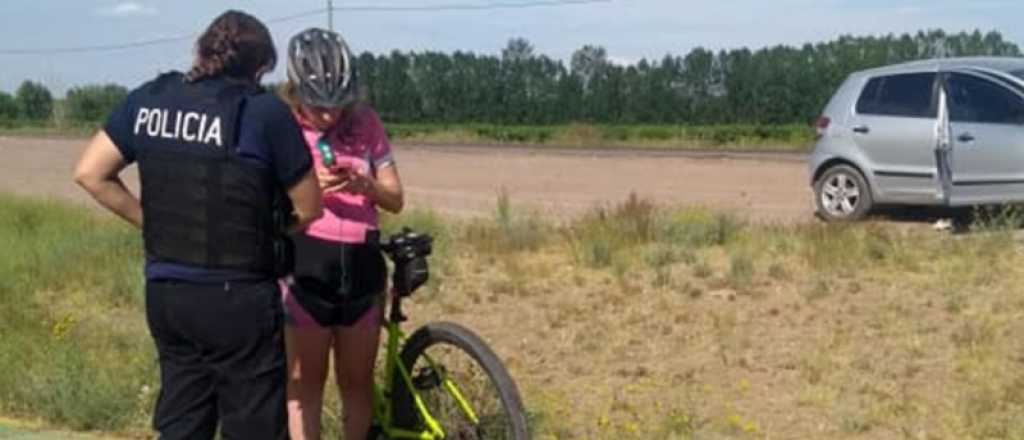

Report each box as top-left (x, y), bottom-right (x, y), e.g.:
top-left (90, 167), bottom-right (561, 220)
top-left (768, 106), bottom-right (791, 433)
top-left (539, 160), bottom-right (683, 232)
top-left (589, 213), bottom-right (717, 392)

top-left (287, 28), bottom-right (359, 108)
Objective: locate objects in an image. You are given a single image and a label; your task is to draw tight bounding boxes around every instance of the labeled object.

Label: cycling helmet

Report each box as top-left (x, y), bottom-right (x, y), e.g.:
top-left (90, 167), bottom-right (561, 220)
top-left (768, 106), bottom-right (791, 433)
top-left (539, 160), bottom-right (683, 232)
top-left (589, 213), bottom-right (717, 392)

top-left (287, 28), bottom-right (359, 108)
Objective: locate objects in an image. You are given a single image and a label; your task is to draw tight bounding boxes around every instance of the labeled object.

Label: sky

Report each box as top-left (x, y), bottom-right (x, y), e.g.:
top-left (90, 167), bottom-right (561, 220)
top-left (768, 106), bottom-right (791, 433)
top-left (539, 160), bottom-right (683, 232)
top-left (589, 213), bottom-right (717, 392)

top-left (0, 0), bottom-right (1022, 95)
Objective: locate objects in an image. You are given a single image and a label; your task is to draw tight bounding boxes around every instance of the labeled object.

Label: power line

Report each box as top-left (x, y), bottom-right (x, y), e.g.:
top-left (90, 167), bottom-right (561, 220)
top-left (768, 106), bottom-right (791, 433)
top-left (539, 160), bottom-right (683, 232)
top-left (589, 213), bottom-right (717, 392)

top-left (0, 0), bottom-right (611, 55)
top-left (331, 0), bottom-right (611, 12)
top-left (0, 7), bottom-right (329, 55)
top-left (264, 8), bottom-right (330, 25)
top-left (0, 35), bottom-right (196, 55)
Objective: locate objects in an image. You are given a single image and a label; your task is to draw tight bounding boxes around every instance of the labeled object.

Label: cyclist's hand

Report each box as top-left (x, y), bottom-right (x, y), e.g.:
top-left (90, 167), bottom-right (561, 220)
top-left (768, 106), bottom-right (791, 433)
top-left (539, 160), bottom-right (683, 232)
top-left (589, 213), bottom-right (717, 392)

top-left (318, 166), bottom-right (351, 193)
top-left (317, 165), bottom-right (346, 190)
top-left (339, 168), bottom-right (376, 196)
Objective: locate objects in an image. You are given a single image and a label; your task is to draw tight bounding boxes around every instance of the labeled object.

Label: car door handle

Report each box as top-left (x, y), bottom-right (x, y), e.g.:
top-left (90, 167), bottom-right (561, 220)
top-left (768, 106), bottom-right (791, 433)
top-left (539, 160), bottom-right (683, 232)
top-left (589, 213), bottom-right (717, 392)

top-left (957, 133), bottom-right (975, 143)
top-left (852, 125), bottom-right (870, 134)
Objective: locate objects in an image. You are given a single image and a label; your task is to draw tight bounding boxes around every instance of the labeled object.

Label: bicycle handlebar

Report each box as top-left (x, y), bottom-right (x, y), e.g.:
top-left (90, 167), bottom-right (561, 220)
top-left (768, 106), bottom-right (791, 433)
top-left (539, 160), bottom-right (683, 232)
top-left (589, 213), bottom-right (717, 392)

top-left (380, 228), bottom-right (433, 263)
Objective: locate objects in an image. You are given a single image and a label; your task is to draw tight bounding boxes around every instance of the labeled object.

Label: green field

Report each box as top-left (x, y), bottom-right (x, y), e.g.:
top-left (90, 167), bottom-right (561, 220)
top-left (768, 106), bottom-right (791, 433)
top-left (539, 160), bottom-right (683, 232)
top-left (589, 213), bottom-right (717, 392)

top-left (0, 122), bottom-right (814, 151)
top-left (384, 123), bottom-right (814, 151)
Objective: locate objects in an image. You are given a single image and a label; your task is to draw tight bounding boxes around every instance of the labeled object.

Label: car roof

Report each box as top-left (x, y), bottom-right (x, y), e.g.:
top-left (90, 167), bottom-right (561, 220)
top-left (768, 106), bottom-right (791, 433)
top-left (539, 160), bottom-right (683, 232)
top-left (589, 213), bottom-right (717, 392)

top-left (854, 56), bottom-right (1024, 77)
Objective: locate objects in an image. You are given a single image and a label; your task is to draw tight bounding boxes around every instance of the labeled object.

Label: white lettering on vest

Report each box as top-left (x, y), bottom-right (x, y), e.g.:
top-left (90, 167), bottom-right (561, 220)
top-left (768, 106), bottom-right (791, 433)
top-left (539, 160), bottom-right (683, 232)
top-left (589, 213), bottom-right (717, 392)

top-left (133, 107), bottom-right (224, 147)
top-left (146, 109), bottom-right (161, 137)
top-left (182, 112), bottom-right (199, 142)
top-left (159, 109), bottom-right (175, 139)
top-left (133, 108), bottom-right (150, 135)
top-left (204, 117), bottom-right (223, 147)
top-left (198, 114), bottom-right (208, 143)
top-left (173, 111), bottom-right (183, 139)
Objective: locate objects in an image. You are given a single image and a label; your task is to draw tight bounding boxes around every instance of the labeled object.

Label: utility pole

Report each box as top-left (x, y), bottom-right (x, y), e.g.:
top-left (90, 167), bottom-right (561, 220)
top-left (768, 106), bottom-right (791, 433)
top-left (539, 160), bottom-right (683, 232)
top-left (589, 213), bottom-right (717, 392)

top-left (327, 0), bottom-right (334, 31)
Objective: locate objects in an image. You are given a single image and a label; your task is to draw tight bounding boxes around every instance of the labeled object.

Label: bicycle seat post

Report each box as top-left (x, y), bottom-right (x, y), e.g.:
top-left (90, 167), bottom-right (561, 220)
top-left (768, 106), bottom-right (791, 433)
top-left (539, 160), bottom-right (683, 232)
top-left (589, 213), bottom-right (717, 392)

top-left (389, 290), bottom-right (407, 323)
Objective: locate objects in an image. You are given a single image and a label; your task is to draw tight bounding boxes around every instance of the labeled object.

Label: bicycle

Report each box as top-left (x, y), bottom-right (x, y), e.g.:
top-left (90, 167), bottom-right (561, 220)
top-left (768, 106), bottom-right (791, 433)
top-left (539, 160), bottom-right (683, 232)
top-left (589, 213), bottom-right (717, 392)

top-left (367, 228), bottom-right (529, 439)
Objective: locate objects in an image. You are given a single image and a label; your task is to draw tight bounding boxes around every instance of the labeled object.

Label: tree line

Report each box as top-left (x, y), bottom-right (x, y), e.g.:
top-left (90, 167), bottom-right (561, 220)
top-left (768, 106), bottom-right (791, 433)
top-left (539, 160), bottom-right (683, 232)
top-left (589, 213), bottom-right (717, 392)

top-left (358, 29), bottom-right (1019, 125)
top-left (3, 29), bottom-right (1019, 128)
top-left (0, 82), bottom-right (128, 128)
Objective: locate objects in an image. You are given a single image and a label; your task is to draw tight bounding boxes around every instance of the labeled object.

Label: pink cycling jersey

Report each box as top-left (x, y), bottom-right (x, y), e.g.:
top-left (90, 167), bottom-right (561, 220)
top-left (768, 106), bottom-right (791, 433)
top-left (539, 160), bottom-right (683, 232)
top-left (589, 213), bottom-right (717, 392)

top-left (282, 105), bottom-right (394, 329)
top-left (296, 105), bottom-right (394, 243)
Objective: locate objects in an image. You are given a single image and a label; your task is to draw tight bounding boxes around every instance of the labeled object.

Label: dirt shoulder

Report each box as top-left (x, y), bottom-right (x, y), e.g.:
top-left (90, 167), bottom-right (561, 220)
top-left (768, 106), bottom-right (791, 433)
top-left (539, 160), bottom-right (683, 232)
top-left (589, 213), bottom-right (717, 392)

top-left (0, 136), bottom-right (814, 223)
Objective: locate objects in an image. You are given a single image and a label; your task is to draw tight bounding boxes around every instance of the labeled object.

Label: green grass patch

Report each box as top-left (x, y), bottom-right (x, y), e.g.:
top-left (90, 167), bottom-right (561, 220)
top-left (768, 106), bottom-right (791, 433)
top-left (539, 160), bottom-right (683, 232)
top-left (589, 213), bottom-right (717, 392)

top-left (1, 122), bottom-right (813, 151)
top-left (0, 122), bottom-right (98, 138)
top-left (384, 123), bottom-right (814, 151)
top-left (0, 194), bottom-right (153, 433)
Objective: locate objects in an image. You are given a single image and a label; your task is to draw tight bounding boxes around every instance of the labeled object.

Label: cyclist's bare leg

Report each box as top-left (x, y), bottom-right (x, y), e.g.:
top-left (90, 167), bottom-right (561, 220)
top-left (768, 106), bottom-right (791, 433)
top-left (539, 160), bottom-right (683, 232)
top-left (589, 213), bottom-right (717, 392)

top-left (332, 302), bottom-right (383, 440)
top-left (286, 325), bottom-right (333, 440)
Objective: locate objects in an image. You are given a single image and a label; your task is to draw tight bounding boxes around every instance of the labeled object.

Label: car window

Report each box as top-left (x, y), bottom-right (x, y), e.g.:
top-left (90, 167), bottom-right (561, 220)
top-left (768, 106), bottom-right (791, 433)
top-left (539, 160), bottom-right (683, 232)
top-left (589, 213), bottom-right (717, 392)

top-left (947, 73), bottom-right (1024, 124)
top-left (856, 72), bottom-right (936, 118)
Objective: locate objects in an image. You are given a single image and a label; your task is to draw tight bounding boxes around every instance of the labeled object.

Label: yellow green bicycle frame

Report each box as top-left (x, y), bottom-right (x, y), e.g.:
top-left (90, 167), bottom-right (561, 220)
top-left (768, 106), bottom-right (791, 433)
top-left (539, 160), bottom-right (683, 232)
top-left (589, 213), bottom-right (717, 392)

top-left (372, 319), bottom-right (480, 439)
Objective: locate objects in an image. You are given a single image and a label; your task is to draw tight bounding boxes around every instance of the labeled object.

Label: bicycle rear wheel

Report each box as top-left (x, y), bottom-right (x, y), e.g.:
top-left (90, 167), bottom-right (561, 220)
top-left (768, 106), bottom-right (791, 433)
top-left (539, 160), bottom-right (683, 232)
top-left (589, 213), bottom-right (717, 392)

top-left (391, 322), bottom-right (528, 439)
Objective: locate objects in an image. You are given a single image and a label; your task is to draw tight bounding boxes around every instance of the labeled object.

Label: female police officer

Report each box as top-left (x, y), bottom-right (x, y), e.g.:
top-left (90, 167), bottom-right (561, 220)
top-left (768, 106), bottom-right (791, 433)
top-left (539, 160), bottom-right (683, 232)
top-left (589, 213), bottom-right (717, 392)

top-left (73, 10), bottom-right (322, 440)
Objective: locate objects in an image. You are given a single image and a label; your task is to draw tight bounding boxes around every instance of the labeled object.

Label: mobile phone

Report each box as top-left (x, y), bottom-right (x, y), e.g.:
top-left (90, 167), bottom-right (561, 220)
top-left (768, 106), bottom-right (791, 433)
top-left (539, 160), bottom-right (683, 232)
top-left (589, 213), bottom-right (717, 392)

top-left (316, 138), bottom-right (335, 168)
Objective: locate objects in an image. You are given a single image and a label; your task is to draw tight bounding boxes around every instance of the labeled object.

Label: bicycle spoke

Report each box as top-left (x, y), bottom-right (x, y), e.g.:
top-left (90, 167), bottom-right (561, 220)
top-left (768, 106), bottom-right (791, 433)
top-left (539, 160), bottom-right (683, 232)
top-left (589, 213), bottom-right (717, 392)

top-left (412, 344), bottom-right (515, 439)
top-left (391, 323), bottom-right (527, 439)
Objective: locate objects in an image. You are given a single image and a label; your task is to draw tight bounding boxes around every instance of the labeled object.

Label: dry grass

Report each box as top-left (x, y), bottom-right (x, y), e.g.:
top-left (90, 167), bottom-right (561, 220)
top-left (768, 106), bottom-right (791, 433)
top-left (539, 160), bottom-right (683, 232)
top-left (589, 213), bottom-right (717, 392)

top-left (387, 195), bottom-right (1024, 439)
top-left (6, 193), bottom-right (1024, 439)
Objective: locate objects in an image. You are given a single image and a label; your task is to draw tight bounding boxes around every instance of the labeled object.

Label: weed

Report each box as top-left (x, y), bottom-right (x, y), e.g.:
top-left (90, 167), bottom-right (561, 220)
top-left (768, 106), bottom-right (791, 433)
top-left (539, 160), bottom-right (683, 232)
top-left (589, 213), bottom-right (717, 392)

top-left (767, 261), bottom-right (788, 281)
top-left (728, 251), bottom-right (755, 289)
top-left (693, 257), bottom-right (713, 279)
top-left (970, 204), bottom-right (1024, 232)
top-left (803, 277), bottom-right (833, 302)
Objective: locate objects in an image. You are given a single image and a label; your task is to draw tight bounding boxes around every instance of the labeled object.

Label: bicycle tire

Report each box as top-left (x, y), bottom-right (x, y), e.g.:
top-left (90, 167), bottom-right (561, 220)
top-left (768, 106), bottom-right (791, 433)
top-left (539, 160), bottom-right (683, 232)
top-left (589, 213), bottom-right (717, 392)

top-left (390, 321), bottom-right (529, 439)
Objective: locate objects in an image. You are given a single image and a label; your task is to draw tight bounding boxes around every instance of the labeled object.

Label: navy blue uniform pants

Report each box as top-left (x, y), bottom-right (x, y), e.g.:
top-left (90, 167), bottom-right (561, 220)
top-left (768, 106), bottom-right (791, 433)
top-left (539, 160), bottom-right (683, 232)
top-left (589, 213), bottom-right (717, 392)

top-left (145, 279), bottom-right (286, 440)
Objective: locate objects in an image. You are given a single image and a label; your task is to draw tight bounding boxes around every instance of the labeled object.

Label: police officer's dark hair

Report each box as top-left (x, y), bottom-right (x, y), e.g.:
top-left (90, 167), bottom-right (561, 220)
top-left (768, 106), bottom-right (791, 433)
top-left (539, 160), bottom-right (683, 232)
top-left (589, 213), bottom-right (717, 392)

top-left (185, 10), bottom-right (277, 83)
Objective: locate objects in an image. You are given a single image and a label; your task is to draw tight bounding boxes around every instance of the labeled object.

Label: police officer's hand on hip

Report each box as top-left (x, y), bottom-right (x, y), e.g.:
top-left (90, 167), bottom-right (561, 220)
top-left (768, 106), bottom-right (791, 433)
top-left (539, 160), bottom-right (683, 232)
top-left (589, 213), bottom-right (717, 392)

top-left (73, 9), bottom-right (322, 440)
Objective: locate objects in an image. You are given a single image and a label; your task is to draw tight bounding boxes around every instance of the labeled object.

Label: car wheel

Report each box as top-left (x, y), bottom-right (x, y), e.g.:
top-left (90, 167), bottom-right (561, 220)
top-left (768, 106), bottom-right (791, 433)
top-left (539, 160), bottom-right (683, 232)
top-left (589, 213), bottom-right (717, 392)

top-left (814, 165), bottom-right (873, 221)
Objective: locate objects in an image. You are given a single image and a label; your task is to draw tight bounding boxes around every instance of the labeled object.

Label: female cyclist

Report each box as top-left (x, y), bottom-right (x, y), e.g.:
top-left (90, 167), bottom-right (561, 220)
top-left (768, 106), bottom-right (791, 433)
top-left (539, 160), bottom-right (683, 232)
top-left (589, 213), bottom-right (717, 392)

top-left (280, 27), bottom-right (404, 440)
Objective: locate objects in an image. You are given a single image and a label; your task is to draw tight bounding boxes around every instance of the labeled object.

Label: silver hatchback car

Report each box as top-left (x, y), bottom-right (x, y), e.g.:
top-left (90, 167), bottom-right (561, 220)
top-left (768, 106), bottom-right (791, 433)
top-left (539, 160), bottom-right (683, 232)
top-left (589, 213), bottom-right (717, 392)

top-left (808, 57), bottom-right (1024, 221)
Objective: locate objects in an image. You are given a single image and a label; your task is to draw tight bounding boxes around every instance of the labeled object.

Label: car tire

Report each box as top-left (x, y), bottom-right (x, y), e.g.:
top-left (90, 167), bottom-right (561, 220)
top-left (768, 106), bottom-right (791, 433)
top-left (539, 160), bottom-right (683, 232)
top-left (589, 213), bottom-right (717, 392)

top-left (814, 164), bottom-right (873, 221)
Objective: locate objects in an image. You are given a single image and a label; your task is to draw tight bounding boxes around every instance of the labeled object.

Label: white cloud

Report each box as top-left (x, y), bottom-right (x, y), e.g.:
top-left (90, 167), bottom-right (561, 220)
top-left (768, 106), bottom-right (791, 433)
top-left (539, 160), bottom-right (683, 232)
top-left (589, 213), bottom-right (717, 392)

top-left (607, 56), bottom-right (638, 67)
top-left (96, 1), bottom-right (158, 17)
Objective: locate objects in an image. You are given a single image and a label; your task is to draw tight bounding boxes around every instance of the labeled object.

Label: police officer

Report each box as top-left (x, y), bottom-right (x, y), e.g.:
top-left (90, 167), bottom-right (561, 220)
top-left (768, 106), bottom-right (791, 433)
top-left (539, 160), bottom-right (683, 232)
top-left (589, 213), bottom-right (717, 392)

top-left (73, 10), bottom-right (322, 440)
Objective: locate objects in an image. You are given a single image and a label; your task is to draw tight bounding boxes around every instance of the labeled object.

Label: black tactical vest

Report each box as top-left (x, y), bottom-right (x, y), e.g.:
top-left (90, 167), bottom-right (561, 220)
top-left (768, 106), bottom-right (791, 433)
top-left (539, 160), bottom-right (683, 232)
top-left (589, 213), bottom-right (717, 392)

top-left (132, 72), bottom-right (290, 274)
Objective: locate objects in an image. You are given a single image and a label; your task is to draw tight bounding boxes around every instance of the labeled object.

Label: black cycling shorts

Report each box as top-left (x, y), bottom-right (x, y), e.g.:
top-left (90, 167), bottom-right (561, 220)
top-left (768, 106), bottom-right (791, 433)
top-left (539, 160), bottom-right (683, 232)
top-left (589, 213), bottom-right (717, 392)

top-left (287, 233), bottom-right (386, 327)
